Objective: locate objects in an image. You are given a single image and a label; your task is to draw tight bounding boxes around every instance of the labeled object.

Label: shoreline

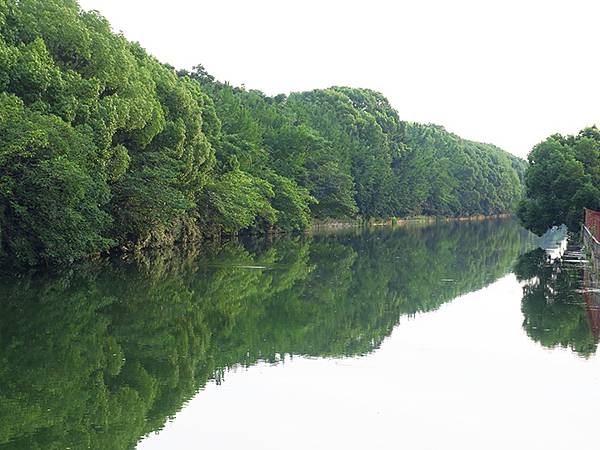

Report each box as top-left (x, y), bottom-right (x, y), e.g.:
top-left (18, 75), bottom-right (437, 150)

top-left (310, 213), bottom-right (514, 230)
top-left (1, 214), bottom-right (515, 275)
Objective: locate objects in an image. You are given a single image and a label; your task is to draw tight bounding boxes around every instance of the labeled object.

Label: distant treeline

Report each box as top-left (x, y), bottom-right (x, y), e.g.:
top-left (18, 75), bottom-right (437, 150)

top-left (0, 0), bottom-right (526, 267)
top-left (518, 127), bottom-right (600, 234)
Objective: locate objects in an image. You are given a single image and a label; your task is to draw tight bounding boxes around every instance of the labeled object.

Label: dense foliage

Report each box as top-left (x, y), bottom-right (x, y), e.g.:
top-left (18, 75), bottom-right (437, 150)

top-left (0, 0), bottom-right (219, 267)
top-left (517, 127), bottom-right (600, 234)
top-left (0, 0), bottom-right (526, 268)
top-left (404, 123), bottom-right (526, 217)
top-left (0, 219), bottom-right (536, 449)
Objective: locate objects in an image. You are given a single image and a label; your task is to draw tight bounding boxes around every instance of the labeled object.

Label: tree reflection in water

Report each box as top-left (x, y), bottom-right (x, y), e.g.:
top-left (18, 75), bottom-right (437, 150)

top-left (515, 248), bottom-right (600, 357)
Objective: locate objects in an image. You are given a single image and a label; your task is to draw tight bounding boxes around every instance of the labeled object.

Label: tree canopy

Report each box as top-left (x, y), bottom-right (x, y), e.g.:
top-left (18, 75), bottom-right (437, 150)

top-left (517, 127), bottom-right (600, 234)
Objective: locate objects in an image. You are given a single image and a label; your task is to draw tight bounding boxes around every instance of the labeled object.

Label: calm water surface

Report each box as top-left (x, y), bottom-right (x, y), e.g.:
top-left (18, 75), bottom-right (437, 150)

top-left (2, 219), bottom-right (600, 449)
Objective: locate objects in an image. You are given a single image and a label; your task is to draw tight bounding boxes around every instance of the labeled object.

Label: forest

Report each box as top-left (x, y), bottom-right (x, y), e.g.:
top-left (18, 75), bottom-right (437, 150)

top-left (0, 0), bottom-right (527, 268)
top-left (0, 220), bottom-right (543, 449)
top-left (518, 127), bottom-right (600, 234)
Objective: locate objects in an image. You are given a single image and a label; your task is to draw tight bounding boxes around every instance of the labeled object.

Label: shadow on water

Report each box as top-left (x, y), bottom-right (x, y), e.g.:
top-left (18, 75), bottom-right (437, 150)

top-left (0, 219), bottom-right (539, 449)
top-left (514, 248), bottom-right (600, 357)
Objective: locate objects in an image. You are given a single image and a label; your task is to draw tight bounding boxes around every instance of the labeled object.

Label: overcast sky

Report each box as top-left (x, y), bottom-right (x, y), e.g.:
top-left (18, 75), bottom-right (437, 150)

top-left (78, 0), bottom-right (600, 158)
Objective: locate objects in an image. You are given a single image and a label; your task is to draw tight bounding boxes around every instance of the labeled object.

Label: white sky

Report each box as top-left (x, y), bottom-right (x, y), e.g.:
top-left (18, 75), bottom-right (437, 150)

top-left (78, 0), bottom-right (600, 158)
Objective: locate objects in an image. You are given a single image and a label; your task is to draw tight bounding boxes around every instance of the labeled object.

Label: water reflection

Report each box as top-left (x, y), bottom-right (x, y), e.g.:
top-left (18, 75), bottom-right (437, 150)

top-left (1, 220), bottom-right (535, 449)
top-left (584, 267), bottom-right (600, 338)
top-left (515, 249), bottom-right (600, 356)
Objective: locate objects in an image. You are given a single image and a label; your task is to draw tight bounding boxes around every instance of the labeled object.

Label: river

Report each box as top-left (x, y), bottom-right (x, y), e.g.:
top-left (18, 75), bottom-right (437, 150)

top-left (1, 219), bottom-right (600, 449)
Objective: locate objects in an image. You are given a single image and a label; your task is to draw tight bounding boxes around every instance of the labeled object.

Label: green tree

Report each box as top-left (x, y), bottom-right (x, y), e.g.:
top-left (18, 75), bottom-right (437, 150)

top-left (0, 93), bottom-right (112, 266)
top-left (518, 129), bottom-right (600, 235)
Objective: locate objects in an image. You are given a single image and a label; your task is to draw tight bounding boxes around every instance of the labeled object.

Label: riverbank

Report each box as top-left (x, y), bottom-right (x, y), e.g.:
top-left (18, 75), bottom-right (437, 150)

top-left (310, 214), bottom-right (514, 230)
top-left (0, 213), bottom-right (516, 274)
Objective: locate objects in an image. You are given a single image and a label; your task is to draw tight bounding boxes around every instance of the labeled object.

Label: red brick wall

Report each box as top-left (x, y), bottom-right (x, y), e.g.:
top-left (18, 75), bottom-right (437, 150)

top-left (585, 208), bottom-right (600, 242)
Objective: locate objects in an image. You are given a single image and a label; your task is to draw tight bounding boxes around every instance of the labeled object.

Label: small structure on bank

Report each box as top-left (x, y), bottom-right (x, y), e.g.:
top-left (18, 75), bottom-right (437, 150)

top-left (539, 224), bottom-right (569, 261)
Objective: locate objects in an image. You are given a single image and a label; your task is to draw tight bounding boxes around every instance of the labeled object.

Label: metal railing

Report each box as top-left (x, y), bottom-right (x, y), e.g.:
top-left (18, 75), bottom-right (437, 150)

top-left (583, 224), bottom-right (600, 275)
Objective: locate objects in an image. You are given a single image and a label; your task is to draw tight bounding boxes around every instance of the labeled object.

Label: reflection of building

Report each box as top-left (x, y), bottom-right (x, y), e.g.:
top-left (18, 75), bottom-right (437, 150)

top-left (583, 209), bottom-right (600, 338)
top-left (584, 266), bottom-right (600, 338)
